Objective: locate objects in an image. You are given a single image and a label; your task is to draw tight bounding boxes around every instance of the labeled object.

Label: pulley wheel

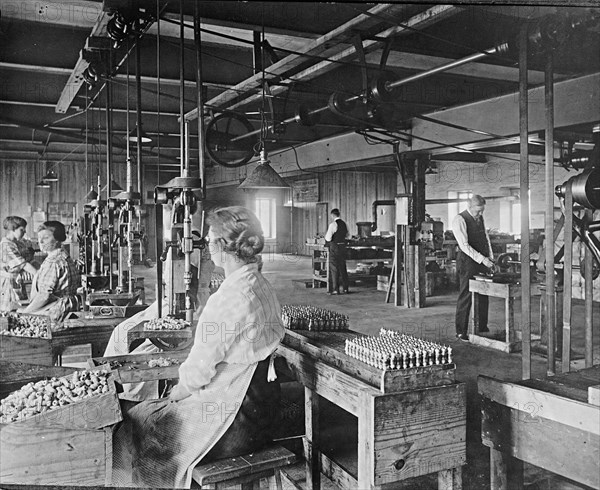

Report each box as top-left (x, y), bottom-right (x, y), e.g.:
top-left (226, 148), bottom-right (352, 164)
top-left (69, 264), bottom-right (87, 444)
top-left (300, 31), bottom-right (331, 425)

top-left (369, 72), bottom-right (397, 103)
top-left (294, 104), bottom-right (321, 127)
top-left (205, 112), bottom-right (258, 168)
top-left (328, 92), bottom-right (357, 119)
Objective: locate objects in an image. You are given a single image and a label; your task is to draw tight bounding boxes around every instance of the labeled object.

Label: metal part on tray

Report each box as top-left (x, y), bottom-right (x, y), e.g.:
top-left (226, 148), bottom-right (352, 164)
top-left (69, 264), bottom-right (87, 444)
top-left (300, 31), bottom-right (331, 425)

top-left (345, 328), bottom-right (453, 370)
top-left (281, 305), bottom-right (348, 331)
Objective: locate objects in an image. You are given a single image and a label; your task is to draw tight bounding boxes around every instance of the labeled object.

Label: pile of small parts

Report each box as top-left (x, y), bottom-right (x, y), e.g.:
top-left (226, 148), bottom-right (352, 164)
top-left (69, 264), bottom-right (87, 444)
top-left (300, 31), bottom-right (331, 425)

top-left (345, 328), bottom-right (453, 370)
top-left (144, 317), bottom-right (190, 331)
top-left (282, 305), bottom-right (349, 331)
top-left (0, 370), bottom-right (110, 423)
top-left (147, 357), bottom-right (181, 368)
top-left (0, 314), bottom-right (52, 338)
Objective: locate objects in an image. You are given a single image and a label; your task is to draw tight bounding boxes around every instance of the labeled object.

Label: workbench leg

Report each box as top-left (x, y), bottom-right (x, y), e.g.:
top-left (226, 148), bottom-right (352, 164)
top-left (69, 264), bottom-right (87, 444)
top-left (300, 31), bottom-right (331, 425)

top-left (304, 387), bottom-right (320, 490)
top-left (490, 448), bottom-right (523, 490)
top-left (505, 297), bottom-right (515, 344)
top-left (470, 292), bottom-right (479, 336)
top-left (438, 467), bottom-right (462, 489)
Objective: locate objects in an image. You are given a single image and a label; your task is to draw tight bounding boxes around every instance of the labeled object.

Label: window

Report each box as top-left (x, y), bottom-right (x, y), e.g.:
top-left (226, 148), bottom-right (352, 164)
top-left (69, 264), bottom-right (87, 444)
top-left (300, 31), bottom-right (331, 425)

top-left (255, 198), bottom-right (276, 238)
top-left (448, 190), bottom-right (472, 225)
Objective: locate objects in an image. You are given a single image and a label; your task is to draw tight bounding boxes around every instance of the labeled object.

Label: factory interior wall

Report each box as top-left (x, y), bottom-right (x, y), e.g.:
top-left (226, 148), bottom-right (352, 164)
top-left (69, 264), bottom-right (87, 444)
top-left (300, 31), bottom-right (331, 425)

top-left (424, 157), bottom-right (574, 232)
top-left (284, 170), bottom-right (398, 255)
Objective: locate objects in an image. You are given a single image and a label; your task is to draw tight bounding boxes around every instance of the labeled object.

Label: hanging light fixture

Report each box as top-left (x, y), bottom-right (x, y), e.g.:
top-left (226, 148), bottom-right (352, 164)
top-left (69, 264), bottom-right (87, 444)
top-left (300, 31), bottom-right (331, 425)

top-left (85, 185), bottom-right (98, 200)
top-left (238, 149), bottom-right (290, 189)
top-left (126, 123), bottom-right (153, 144)
top-left (42, 168), bottom-right (59, 182)
top-left (238, 28), bottom-right (289, 190)
top-left (101, 179), bottom-right (124, 194)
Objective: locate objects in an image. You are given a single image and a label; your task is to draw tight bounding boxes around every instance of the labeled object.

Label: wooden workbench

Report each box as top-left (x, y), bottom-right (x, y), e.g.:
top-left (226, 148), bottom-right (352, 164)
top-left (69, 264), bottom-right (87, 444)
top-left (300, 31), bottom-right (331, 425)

top-left (478, 366), bottom-right (600, 490)
top-left (276, 330), bottom-right (466, 489)
top-left (468, 279), bottom-right (542, 353)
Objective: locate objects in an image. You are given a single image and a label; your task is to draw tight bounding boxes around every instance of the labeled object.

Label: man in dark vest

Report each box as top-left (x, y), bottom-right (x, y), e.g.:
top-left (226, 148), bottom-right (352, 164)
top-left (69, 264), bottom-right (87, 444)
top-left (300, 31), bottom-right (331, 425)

top-left (453, 195), bottom-right (494, 341)
top-left (324, 208), bottom-right (349, 295)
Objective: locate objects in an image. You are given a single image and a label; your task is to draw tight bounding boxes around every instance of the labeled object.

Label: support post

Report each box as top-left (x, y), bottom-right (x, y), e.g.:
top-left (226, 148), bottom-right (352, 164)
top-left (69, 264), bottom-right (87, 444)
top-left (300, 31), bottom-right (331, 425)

top-left (519, 24), bottom-right (531, 380)
top-left (562, 183), bottom-right (573, 373)
top-left (304, 388), bottom-right (320, 490)
top-left (135, 38), bottom-right (143, 201)
top-left (544, 49), bottom-right (556, 376)
top-left (584, 209), bottom-right (593, 368)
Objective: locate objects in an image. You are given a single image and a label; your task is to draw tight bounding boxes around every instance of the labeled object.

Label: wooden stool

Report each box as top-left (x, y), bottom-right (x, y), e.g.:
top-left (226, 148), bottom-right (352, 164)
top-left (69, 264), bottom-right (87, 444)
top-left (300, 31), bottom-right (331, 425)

top-left (192, 445), bottom-right (296, 490)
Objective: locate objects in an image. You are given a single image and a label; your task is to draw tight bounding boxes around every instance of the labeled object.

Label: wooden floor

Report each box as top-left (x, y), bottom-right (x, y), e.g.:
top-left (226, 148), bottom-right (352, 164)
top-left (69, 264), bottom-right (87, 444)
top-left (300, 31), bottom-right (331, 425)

top-left (83, 254), bottom-right (600, 490)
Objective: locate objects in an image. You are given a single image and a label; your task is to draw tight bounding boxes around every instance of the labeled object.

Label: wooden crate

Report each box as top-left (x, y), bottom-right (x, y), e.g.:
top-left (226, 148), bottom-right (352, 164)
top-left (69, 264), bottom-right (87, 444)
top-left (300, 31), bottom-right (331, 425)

top-left (0, 360), bottom-right (77, 400)
top-left (0, 316), bottom-right (54, 366)
top-left (127, 321), bottom-right (194, 352)
top-left (0, 424), bottom-right (113, 486)
top-left (283, 330), bottom-right (455, 393)
top-left (8, 372), bottom-right (122, 430)
top-left (88, 350), bottom-right (189, 384)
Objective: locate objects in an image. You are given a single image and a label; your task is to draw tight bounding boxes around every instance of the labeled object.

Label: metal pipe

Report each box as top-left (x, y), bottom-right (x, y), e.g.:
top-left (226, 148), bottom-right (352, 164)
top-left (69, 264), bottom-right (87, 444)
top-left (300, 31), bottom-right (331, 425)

top-left (232, 42), bottom-right (510, 143)
top-left (544, 50), bottom-right (556, 376)
top-left (519, 25), bottom-right (531, 381)
top-left (562, 185), bottom-right (573, 373)
top-left (584, 209), bottom-right (594, 368)
top-left (388, 43), bottom-right (509, 90)
top-left (371, 200), bottom-right (394, 231)
top-left (135, 36), bottom-right (143, 198)
top-left (194, 2), bottom-right (206, 194)
top-left (180, 0), bottom-right (186, 178)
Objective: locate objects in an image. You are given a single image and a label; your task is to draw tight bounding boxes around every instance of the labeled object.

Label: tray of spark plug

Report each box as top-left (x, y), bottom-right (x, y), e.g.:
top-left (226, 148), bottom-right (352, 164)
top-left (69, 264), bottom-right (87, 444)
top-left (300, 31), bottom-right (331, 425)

top-left (281, 328), bottom-right (456, 393)
top-left (88, 350), bottom-right (190, 384)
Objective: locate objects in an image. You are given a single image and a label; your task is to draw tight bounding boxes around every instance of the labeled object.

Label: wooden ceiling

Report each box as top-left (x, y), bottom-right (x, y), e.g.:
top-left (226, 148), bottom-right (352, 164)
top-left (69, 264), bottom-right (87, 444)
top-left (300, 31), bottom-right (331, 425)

top-left (1, 1), bottom-right (598, 175)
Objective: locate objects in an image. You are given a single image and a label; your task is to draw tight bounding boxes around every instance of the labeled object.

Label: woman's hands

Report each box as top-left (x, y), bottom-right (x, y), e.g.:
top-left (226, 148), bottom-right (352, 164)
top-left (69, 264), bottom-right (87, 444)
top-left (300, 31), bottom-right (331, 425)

top-left (169, 383), bottom-right (192, 402)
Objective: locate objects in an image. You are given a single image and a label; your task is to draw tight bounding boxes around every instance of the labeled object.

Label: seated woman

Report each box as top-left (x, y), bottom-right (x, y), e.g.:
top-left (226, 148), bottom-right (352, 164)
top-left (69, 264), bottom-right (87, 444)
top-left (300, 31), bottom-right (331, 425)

top-left (112, 206), bottom-right (285, 488)
top-left (0, 216), bottom-right (38, 312)
top-left (20, 221), bottom-right (80, 323)
top-left (103, 244), bottom-right (215, 401)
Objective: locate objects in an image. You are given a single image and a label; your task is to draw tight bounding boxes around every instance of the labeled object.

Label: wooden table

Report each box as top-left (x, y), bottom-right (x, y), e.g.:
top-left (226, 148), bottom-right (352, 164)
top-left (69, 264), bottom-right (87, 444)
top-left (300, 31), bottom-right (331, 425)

top-left (468, 279), bottom-right (542, 353)
top-left (53, 313), bottom-right (126, 364)
top-left (275, 330), bottom-right (466, 489)
top-left (479, 366), bottom-right (600, 490)
top-left (88, 350), bottom-right (190, 384)
top-left (126, 321), bottom-right (194, 352)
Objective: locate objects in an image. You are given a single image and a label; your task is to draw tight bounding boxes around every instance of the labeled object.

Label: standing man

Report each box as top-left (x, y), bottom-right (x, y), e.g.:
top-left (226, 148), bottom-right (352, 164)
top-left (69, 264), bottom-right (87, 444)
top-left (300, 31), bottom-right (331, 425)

top-left (325, 208), bottom-right (349, 295)
top-left (453, 195), bottom-right (494, 341)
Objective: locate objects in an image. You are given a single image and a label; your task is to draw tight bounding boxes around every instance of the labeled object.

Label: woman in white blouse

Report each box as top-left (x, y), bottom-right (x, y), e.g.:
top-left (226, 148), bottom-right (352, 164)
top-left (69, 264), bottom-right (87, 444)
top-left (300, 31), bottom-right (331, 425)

top-left (112, 206), bottom-right (286, 488)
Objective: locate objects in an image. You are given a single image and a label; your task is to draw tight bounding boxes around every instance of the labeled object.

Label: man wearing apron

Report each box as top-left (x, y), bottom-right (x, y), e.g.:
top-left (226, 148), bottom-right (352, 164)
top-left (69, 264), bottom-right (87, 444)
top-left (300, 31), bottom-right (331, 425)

top-left (453, 195), bottom-right (494, 341)
top-left (325, 208), bottom-right (349, 295)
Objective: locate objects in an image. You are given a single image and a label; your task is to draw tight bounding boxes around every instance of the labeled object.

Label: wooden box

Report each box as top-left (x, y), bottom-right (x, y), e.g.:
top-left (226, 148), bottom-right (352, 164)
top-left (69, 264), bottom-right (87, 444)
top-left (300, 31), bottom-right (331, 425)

top-left (88, 350), bottom-right (189, 384)
top-left (7, 372), bottom-right (122, 430)
top-left (0, 316), bottom-right (54, 366)
top-left (283, 330), bottom-right (455, 393)
top-left (0, 424), bottom-right (113, 486)
top-left (0, 360), bottom-right (77, 400)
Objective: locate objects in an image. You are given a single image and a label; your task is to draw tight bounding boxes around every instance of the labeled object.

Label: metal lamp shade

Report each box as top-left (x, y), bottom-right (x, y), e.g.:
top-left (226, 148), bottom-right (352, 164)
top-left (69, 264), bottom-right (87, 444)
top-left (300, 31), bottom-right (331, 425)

top-left (238, 162), bottom-right (289, 189)
top-left (43, 169), bottom-right (59, 182)
top-left (127, 125), bottom-right (152, 144)
top-left (85, 186), bottom-right (99, 200)
top-left (35, 180), bottom-right (51, 188)
top-left (101, 180), bottom-right (124, 194)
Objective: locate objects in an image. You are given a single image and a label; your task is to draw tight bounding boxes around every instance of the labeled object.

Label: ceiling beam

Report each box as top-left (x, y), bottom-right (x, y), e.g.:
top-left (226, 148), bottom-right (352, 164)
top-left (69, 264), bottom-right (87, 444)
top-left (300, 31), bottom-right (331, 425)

top-left (366, 51), bottom-right (563, 85)
top-left (0, 62), bottom-right (232, 90)
top-left (186, 3), bottom-right (449, 120)
top-left (411, 72), bottom-right (600, 152)
top-left (0, 99), bottom-right (181, 118)
top-left (190, 4), bottom-right (460, 119)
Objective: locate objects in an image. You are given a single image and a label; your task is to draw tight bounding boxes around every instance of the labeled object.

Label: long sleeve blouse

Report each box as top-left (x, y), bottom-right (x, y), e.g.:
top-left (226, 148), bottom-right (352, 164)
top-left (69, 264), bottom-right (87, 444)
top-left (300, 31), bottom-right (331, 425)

top-left (179, 262), bottom-right (285, 395)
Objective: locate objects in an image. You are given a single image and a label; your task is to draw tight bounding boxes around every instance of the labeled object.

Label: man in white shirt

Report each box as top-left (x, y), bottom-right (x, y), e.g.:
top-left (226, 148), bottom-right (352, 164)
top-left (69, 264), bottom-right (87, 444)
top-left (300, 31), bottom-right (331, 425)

top-left (452, 195), bottom-right (494, 341)
top-left (324, 208), bottom-right (349, 294)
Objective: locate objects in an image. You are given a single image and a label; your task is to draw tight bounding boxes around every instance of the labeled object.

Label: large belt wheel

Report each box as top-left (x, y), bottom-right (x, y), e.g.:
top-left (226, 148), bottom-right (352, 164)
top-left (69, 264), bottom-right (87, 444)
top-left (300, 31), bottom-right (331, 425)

top-left (328, 91), bottom-right (357, 119)
top-left (369, 71), bottom-right (397, 103)
top-left (205, 112), bottom-right (258, 168)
